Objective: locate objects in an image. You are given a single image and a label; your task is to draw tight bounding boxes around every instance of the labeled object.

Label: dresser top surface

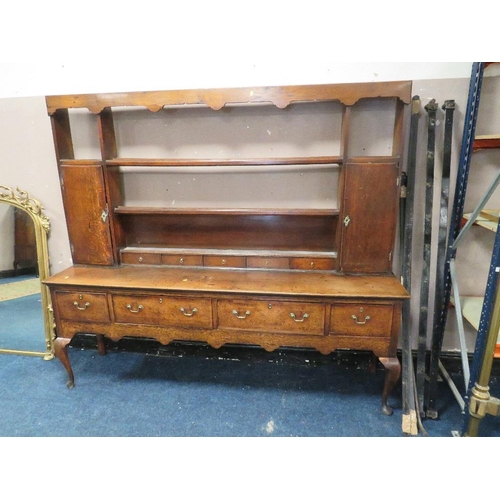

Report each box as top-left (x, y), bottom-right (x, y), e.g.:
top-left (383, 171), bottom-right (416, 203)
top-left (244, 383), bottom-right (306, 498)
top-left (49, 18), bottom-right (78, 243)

top-left (44, 265), bottom-right (409, 300)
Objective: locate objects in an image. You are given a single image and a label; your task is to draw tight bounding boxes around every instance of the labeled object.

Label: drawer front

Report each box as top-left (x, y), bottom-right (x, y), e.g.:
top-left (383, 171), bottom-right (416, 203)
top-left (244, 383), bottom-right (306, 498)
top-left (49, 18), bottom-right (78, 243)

top-left (289, 257), bottom-right (335, 270)
top-left (161, 254), bottom-right (203, 266)
top-left (246, 257), bottom-right (289, 269)
top-left (55, 291), bottom-right (110, 323)
top-left (121, 252), bottom-right (161, 265)
top-left (113, 294), bottom-right (212, 328)
top-left (218, 299), bottom-right (324, 336)
top-left (158, 296), bottom-right (212, 329)
top-left (113, 295), bottom-right (162, 325)
top-left (203, 256), bottom-right (246, 268)
top-left (329, 303), bottom-right (394, 337)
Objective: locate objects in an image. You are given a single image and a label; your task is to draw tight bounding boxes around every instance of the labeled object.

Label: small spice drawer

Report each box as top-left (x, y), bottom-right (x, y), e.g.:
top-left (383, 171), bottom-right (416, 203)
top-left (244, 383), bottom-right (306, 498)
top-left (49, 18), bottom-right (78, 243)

top-left (121, 252), bottom-right (161, 265)
top-left (112, 294), bottom-right (212, 329)
top-left (218, 299), bottom-right (325, 336)
top-left (246, 257), bottom-right (289, 269)
top-left (161, 254), bottom-right (203, 266)
top-left (329, 303), bottom-right (394, 337)
top-left (55, 291), bottom-right (110, 323)
top-left (203, 256), bottom-right (246, 268)
top-left (289, 258), bottom-right (335, 270)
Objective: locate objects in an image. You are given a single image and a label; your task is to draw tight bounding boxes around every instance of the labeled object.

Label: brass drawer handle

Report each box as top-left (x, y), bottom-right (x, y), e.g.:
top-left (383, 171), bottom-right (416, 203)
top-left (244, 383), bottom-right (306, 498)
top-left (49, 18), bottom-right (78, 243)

top-left (290, 312), bottom-right (309, 322)
top-left (180, 307), bottom-right (198, 317)
top-left (232, 309), bottom-right (251, 319)
top-left (351, 314), bottom-right (371, 325)
top-left (179, 258), bottom-right (184, 264)
top-left (73, 301), bottom-right (90, 311)
top-left (127, 304), bottom-right (144, 313)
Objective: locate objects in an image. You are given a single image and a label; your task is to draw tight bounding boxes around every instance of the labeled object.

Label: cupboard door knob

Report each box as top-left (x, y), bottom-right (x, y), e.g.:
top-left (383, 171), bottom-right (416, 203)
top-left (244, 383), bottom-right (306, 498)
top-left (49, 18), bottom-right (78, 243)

top-left (351, 314), bottom-right (371, 325)
top-left (180, 307), bottom-right (198, 317)
top-left (289, 312), bottom-right (309, 323)
top-left (127, 304), bottom-right (144, 313)
top-left (73, 301), bottom-right (90, 311)
top-left (232, 309), bottom-right (251, 319)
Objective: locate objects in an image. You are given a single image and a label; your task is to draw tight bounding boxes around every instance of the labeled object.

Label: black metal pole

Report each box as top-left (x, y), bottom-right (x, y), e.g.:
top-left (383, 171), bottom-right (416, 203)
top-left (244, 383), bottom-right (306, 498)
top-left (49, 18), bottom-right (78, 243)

top-left (416, 99), bottom-right (438, 417)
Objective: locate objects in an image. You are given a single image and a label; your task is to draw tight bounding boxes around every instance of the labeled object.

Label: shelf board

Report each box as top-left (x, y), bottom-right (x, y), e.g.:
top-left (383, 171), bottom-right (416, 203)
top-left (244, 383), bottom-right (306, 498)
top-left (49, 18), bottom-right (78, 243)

top-left (463, 210), bottom-right (499, 232)
top-left (452, 295), bottom-right (500, 357)
top-left (106, 157), bottom-right (342, 167)
top-left (473, 135), bottom-right (500, 151)
top-left (115, 207), bottom-right (339, 217)
top-left (122, 246), bottom-right (338, 259)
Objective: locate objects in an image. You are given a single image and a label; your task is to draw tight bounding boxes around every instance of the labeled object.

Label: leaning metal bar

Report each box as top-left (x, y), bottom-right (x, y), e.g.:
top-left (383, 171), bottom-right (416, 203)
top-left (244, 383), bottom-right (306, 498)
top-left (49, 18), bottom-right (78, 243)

top-left (449, 259), bottom-right (471, 389)
top-left (426, 63), bottom-right (485, 417)
top-left (401, 96), bottom-right (421, 435)
top-left (416, 99), bottom-right (438, 417)
top-left (452, 168), bottom-right (500, 251)
top-left (438, 360), bottom-right (465, 411)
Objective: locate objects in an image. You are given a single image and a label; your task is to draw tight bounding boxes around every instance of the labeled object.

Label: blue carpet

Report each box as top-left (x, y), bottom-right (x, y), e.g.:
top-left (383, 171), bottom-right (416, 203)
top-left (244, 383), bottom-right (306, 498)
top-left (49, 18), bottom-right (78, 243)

top-left (1, 343), bottom-right (498, 437)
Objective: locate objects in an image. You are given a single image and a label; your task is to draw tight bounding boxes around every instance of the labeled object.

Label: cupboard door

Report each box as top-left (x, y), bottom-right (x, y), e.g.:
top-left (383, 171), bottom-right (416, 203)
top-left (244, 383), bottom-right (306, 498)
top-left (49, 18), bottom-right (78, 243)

top-left (340, 162), bottom-right (399, 273)
top-left (60, 165), bottom-right (114, 265)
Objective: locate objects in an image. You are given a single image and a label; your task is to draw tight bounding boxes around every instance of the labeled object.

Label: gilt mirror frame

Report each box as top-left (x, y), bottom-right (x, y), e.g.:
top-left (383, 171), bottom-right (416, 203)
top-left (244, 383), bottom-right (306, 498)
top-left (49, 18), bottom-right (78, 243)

top-left (0, 185), bottom-right (54, 359)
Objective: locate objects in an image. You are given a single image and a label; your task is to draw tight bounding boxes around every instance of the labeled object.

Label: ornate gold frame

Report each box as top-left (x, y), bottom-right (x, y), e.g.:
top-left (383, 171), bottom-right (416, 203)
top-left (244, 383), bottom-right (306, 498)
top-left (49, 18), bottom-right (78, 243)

top-left (0, 186), bottom-right (54, 359)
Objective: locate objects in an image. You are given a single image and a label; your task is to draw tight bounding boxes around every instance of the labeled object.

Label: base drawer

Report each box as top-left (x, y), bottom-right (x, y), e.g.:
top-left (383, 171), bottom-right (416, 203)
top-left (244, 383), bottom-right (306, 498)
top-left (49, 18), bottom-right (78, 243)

top-left (329, 303), bottom-right (394, 337)
top-left (55, 291), bottom-right (110, 323)
top-left (218, 299), bottom-right (325, 335)
top-left (112, 294), bottom-right (212, 328)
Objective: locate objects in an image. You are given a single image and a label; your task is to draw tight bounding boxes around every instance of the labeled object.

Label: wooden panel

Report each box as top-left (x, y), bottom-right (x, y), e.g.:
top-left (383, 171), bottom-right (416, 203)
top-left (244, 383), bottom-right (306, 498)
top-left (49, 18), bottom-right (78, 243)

top-left (161, 254), bottom-right (203, 266)
top-left (329, 303), bottom-right (394, 337)
top-left (112, 294), bottom-right (212, 329)
top-left (60, 165), bottom-right (114, 265)
top-left (121, 213), bottom-right (337, 252)
top-left (289, 257), bottom-right (335, 270)
top-left (55, 291), bottom-right (110, 323)
top-left (246, 257), bottom-right (289, 269)
top-left (203, 256), bottom-right (246, 268)
top-left (218, 299), bottom-right (325, 335)
top-left (340, 162), bottom-right (399, 273)
top-left (45, 81), bottom-right (413, 114)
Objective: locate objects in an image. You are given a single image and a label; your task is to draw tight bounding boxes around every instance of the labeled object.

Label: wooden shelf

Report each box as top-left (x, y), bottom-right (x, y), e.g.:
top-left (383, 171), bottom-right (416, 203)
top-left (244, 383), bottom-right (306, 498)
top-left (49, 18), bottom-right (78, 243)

top-left (114, 207), bottom-right (339, 217)
top-left (106, 157), bottom-right (342, 168)
top-left (122, 246), bottom-right (338, 259)
top-left (463, 210), bottom-right (500, 232)
top-left (473, 135), bottom-right (500, 152)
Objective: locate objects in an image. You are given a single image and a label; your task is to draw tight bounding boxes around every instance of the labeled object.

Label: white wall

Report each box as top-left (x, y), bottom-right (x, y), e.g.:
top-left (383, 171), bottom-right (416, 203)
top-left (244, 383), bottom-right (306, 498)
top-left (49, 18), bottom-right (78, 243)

top-left (0, 62), bottom-right (473, 99)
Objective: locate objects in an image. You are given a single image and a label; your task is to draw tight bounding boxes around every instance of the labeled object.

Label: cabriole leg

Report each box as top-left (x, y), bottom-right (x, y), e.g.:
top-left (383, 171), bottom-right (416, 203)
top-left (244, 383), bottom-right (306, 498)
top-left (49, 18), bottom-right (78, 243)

top-left (378, 356), bottom-right (401, 416)
top-left (54, 337), bottom-right (75, 388)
